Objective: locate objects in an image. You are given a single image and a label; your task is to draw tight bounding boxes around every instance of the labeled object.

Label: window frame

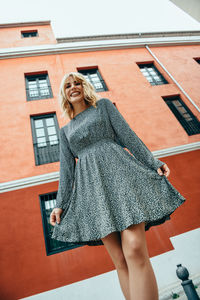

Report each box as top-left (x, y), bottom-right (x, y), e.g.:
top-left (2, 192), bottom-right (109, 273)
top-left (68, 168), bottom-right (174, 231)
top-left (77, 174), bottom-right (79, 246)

top-left (162, 95), bottom-right (200, 136)
top-left (77, 67), bottom-right (108, 92)
top-left (30, 113), bottom-right (60, 165)
top-left (21, 30), bottom-right (39, 38)
top-left (39, 192), bottom-right (83, 255)
top-left (25, 72), bottom-right (53, 101)
top-left (137, 63), bottom-right (168, 86)
top-left (194, 58), bottom-right (200, 64)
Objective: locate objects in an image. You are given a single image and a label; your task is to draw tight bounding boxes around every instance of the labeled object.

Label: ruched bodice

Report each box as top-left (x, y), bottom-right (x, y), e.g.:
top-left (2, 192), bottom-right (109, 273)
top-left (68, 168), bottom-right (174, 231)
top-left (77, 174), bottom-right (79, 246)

top-left (64, 101), bottom-right (117, 158)
top-left (76, 138), bottom-right (116, 158)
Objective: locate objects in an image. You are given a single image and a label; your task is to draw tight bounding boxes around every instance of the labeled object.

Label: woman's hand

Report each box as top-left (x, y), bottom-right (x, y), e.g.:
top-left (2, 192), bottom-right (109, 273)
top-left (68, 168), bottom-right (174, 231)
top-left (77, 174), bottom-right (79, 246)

top-left (50, 208), bottom-right (63, 226)
top-left (157, 163), bottom-right (170, 178)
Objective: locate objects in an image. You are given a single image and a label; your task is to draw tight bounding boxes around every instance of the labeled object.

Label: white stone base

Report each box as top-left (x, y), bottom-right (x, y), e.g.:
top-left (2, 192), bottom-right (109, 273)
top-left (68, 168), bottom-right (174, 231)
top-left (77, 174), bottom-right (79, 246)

top-left (21, 228), bottom-right (200, 300)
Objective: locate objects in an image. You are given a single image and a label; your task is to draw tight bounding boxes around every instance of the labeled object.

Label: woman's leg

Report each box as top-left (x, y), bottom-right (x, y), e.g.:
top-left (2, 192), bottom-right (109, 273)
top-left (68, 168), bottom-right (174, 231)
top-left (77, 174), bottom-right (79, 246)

top-left (120, 222), bottom-right (158, 300)
top-left (101, 232), bottom-right (131, 300)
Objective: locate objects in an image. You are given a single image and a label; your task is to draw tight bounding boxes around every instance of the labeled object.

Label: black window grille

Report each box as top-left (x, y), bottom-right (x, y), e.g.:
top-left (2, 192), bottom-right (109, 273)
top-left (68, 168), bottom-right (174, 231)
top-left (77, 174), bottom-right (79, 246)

top-left (30, 114), bottom-right (60, 165)
top-left (21, 30), bottom-right (38, 38)
top-left (78, 68), bottom-right (108, 92)
top-left (25, 73), bottom-right (53, 101)
top-left (162, 95), bottom-right (200, 135)
top-left (138, 63), bottom-right (168, 85)
top-left (40, 192), bottom-right (82, 255)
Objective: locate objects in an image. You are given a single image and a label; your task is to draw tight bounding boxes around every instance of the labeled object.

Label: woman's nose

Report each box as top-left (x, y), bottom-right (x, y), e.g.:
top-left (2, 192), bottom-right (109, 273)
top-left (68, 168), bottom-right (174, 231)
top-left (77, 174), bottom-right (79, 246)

top-left (71, 83), bottom-right (76, 88)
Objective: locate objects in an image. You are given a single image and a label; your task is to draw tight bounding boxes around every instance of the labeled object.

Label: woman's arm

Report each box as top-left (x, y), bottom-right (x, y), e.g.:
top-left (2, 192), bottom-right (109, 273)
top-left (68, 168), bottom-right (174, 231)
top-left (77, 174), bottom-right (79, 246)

top-left (103, 98), bottom-right (165, 172)
top-left (56, 127), bottom-right (76, 210)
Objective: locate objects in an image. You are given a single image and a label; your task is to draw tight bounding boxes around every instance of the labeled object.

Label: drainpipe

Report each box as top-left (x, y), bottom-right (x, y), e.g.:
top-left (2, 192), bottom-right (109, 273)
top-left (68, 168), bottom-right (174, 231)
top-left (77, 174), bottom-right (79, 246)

top-left (145, 44), bottom-right (200, 114)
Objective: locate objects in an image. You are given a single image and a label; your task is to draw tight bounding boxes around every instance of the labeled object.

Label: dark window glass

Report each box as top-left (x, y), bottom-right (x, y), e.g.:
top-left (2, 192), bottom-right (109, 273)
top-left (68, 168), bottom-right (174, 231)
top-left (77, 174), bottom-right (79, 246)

top-left (21, 30), bottom-right (38, 38)
top-left (40, 192), bottom-right (82, 255)
top-left (162, 95), bottom-right (200, 135)
top-left (78, 68), bottom-right (108, 92)
top-left (30, 114), bottom-right (60, 165)
top-left (25, 73), bottom-right (53, 100)
top-left (138, 63), bottom-right (168, 86)
top-left (194, 58), bottom-right (200, 64)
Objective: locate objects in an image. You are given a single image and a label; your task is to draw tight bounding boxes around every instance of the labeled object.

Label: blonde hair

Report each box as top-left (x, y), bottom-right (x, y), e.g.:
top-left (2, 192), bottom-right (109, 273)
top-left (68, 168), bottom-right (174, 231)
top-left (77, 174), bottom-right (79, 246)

top-left (59, 72), bottom-right (99, 120)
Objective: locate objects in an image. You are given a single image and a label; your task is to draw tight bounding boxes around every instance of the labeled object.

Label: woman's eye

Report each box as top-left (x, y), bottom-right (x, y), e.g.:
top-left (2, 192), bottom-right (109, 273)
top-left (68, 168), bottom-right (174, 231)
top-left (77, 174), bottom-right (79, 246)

top-left (75, 82), bottom-right (81, 86)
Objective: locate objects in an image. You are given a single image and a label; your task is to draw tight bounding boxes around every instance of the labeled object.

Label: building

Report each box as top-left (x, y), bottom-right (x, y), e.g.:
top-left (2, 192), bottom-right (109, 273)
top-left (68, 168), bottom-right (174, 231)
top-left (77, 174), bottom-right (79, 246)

top-left (170, 0), bottom-right (200, 23)
top-left (0, 20), bottom-right (200, 300)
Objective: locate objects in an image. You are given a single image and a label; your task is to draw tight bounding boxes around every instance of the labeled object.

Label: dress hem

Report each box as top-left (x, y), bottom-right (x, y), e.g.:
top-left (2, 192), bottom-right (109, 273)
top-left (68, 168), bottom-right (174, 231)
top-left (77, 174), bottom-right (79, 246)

top-left (51, 196), bottom-right (186, 247)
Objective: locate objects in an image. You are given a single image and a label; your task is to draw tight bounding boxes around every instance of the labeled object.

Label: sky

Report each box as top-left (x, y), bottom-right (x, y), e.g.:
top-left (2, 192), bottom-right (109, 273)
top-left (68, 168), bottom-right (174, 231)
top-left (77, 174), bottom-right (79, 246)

top-left (0, 0), bottom-right (200, 38)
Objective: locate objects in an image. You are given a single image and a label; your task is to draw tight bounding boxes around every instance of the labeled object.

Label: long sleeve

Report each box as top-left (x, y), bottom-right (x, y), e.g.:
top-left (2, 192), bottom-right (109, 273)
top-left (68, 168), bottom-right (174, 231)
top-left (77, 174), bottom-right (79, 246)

top-left (104, 98), bottom-right (165, 171)
top-left (56, 127), bottom-right (76, 210)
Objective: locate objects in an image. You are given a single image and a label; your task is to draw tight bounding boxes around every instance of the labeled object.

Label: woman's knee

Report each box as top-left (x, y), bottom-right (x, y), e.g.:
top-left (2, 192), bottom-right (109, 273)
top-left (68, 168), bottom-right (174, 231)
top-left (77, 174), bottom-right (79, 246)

top-left (121, 223), bottom-right (148, 264)
top-left (114, 249), bottom-right (128, 270)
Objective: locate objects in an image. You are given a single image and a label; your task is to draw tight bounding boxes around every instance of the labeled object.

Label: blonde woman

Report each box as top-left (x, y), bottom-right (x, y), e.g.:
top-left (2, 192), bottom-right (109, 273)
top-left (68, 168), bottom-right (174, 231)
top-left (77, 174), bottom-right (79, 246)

top-left (50, 72), bottom-right (186, 300)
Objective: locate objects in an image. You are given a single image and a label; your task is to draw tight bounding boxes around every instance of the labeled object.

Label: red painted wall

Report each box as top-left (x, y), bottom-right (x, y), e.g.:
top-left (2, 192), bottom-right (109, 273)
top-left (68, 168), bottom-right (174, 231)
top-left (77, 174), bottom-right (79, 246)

top-left (0, 24), bottom-right (56, 48)
top-left (0, 23), bottom-right (200, 299)
top-left (0, 150), bottom-right (199, 300)
top-left (0, 47), bottom-right (200, 182)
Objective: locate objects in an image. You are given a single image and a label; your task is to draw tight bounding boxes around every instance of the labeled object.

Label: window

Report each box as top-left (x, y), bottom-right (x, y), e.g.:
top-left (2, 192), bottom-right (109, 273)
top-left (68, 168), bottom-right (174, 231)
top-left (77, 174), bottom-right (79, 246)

top-left (194, 58), bottom-right (200, 64)
top-left (21, 30), bottom-right (38, 38)
top-left (138, 63), bottom-right (168, 85)
top-left (78, 68), bottom-right (108, 92)
top-left (25, 73), bottom-right (53, 101)
top-left (162, 95), bottom-right (200, 135)
top-left (40, 192), bottom-right (82, 255)
top-left (30, 114), bottom-right (60, 165)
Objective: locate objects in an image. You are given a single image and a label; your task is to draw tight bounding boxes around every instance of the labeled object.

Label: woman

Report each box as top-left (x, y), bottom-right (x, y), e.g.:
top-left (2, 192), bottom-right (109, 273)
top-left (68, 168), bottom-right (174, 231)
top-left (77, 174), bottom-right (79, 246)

top-left (50, 72), bottom-right (186, 300)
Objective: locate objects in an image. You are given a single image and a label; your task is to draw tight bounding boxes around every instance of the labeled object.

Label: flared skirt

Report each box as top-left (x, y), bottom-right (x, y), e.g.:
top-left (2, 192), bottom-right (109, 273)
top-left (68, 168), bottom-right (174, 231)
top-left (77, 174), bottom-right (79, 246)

top-left (51, 139), bottom-right (186, 246)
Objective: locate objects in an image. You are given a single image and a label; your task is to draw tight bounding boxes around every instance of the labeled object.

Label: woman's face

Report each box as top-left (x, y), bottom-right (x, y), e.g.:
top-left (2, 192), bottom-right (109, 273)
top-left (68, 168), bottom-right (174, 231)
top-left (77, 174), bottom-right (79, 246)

top-left (65, 76), bottom-right (84, 105)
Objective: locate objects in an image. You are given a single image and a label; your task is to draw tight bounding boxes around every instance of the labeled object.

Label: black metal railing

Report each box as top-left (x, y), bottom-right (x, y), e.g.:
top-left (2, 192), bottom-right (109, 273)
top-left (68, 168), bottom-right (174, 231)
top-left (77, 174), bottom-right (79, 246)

top-left (40, 193), bottom-right (84, 255)
top-left (34, 141), bottom-right (59, 165)
top-left (165, 100), bottom-right (200, 136)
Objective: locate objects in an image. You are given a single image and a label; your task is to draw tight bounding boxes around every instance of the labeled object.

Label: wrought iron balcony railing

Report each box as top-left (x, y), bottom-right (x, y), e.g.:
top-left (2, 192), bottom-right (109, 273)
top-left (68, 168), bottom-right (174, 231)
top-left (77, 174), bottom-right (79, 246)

top-left (33, 140), bottom-right (59, 165)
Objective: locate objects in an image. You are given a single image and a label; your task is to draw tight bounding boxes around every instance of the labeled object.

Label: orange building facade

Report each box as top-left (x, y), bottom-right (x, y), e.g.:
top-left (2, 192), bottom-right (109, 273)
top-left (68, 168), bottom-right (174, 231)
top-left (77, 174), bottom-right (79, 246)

top-left (0, 21), bottom-right (200, 300)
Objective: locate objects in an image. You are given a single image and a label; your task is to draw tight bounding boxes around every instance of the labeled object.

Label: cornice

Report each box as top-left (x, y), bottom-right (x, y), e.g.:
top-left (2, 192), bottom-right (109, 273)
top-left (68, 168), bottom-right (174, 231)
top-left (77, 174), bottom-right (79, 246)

top-left (152, 141), bottom-right (200, 157)
top-left (0, 20), bottom-right (51, 28)
top-left (0, 171), bottom-right (59, 193)
top-left (0, 34), bottom-right (200, 59)
top-left (0, 141), bottom-right (199, 193)
top-left (57, 30), bottom-right (200, 43)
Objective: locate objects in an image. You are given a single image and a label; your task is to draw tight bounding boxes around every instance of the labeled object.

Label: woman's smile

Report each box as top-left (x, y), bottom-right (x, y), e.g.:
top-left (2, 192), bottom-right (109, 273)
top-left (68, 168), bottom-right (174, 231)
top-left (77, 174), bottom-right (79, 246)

top-left (65, 76), bottom-right (84, 103)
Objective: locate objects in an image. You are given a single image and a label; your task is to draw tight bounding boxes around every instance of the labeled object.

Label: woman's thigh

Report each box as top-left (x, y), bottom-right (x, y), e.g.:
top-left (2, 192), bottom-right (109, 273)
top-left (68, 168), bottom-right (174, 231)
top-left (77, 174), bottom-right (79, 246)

top-left (101, 231), bottom-right (127, 269)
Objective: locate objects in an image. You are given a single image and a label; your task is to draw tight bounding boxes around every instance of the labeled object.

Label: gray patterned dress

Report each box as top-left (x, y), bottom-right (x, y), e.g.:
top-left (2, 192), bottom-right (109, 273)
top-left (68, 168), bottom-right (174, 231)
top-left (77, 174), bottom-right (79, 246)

top-left (51, 98), bottom-right (186, 246)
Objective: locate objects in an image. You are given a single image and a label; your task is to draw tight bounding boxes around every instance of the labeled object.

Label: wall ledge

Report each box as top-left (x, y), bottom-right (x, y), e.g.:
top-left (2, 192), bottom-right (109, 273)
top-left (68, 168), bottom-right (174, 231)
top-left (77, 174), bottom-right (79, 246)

top-left (0, 141), bottom-right (199, 193)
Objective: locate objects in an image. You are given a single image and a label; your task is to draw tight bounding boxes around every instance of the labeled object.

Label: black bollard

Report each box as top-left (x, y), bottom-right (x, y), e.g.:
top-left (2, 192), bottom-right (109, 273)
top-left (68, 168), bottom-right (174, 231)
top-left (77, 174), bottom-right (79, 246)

top-left (176, 264), bottom-right (199, 300)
